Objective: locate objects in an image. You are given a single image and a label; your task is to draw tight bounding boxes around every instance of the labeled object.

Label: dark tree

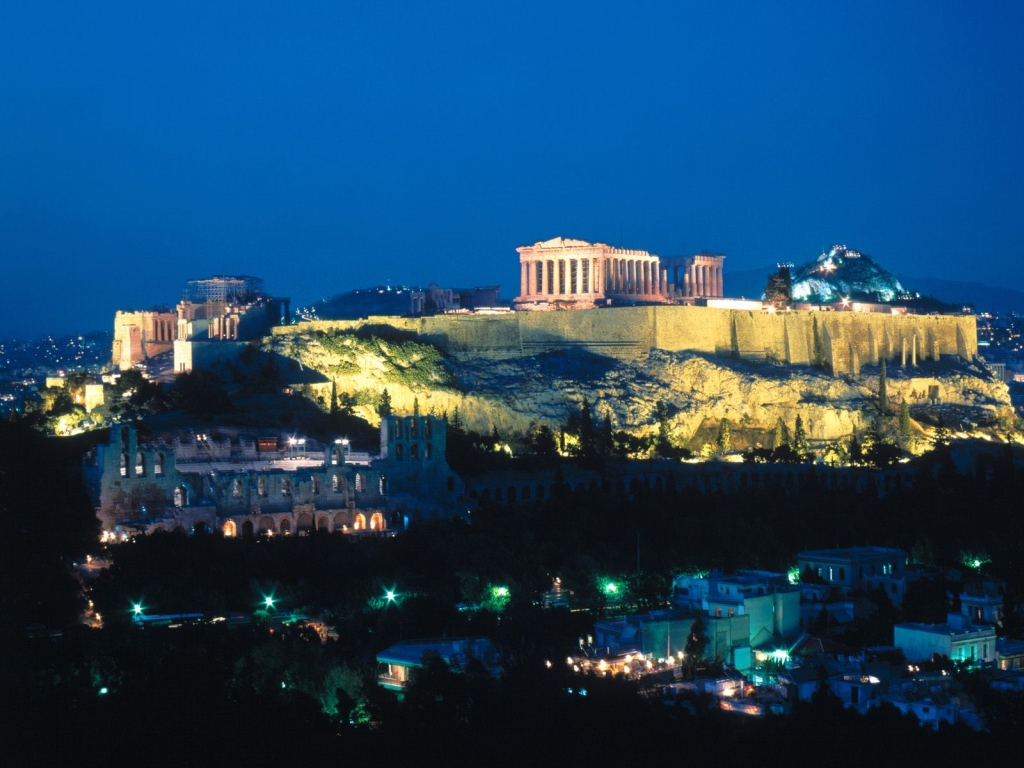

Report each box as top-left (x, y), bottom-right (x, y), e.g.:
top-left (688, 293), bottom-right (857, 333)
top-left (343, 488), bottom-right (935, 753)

top-left (764, 264), bottom-right (792, 309)
top-left (377, 388), bottom-right (393, 418)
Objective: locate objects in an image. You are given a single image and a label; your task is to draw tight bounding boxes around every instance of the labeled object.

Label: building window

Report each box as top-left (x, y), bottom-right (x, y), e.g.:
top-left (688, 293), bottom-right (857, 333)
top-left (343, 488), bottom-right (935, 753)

top-left (379, 475), bottom-right (387, 495)
top-left (312, 476), bottom-right (320, 495)
top-left (396, 443), bottom-right (403, 460)
top-left (174, 486), bottom-right (184, 507)
top-left (411, 443), bottom-right (419, 459)
top-left (425, 443), bottom-right (432, 459)
top-left (281, 478), bottom-right (291, 496)
top-left (425, 420), bottom-right (432, 438)
top-left (120, 453), bottom-right (129, 477)
top-left (355, 473), bottom-right (364, 493)
top-left (233, 478), bottom-right (242, 498)
top-left (332, 474), bottom-right (341, 493)
top-left (258, 477), bottom-right (267, 497)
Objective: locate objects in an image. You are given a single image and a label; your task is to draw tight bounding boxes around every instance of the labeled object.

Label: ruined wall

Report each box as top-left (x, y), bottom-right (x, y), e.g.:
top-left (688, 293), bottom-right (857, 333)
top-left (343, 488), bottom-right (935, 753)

top-left (112, 310), bottom-right (177, 370)
top-left (273, 308), bottom-right (977, 374)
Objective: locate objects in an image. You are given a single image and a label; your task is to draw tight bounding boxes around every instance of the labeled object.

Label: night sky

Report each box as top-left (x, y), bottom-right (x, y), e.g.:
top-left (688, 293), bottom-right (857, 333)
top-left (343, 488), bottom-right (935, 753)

top-left (3, 1), bottom-right (1023, 339)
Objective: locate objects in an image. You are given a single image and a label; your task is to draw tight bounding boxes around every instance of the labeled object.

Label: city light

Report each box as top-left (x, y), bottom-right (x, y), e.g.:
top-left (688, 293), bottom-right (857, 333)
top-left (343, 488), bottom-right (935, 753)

top-left (264, 595), bottom-right (276, 609)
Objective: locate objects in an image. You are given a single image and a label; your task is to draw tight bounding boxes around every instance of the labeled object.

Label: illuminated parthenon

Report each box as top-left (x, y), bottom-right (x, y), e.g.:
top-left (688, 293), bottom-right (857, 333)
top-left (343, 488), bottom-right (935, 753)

top-left (513, 237), bottom-right (724, 309)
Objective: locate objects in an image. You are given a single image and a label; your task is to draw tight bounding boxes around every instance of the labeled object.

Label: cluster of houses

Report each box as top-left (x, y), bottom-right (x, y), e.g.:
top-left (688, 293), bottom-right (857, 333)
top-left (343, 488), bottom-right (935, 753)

top-left (568, 546), bottom-right (1023, 728)
top-left (375, 546), bottom-right (1024, 730)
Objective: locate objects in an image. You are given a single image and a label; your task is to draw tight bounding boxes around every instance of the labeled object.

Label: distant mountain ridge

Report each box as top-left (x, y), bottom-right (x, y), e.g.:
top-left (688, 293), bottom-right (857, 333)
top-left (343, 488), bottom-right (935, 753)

top-left (725, 265), bottom-right (1024, 314)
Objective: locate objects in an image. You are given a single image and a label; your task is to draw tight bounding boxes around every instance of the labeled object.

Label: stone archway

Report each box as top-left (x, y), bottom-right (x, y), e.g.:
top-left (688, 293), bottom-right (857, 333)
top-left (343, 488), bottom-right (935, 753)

top-left (353, 513), bottom-right (367, 531)
top-left (332, 512), bottom-right (347, 532)
top-left (296, 511), bottom-right (314, 533)
top-left (259, 516), bottom-right (275, 534)
top-left (279, 518), bottom-right (291, 535)
top-left (370, 512), bottom-right (385, 531)
top-left (194, 521), bottom-right (212, 535)
top-left (317, 515), bottom-right (329, 531)
top-left (242, 520), bottom-right (254, 537)
top-left (222, 520), bottom-right (237, 537)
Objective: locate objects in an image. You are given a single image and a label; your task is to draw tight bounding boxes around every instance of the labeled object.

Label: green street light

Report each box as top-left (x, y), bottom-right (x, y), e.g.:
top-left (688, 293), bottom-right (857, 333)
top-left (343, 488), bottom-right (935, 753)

top-left (132, 602), bottom-right (144, 616)
top-left (385, 589), bottom-right (397, 603)
top-left (264, 595), bottom-right (276, 610)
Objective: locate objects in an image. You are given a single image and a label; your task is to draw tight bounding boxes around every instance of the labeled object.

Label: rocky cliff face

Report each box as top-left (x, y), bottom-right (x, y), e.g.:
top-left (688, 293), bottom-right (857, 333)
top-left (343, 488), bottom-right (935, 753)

top-left (270, 328), bottom-right (1015, 450)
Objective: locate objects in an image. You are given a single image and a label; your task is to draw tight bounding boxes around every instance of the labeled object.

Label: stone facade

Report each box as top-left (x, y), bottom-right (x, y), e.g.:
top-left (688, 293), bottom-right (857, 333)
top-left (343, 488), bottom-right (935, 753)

top-left (278, 305), bottom-right (978, 376)
top-left (83, 416), bottom-right (465, 536)
top-left (112, 309), bottom-right (177, 370)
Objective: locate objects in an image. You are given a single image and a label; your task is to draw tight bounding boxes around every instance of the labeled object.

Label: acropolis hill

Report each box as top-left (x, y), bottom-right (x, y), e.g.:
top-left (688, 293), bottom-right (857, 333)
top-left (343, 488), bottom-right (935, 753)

top-left (268, 305), bottom-right (1012, 449)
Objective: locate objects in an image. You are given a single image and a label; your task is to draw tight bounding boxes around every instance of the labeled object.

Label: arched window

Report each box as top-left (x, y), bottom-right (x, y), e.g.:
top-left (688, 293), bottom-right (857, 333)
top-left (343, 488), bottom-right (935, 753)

top-left (379, 475), bottom-right (387, 495)
top-left (425, 420), bottom-right (432, 438)
top-left (154, 452), bottom-right (164, 476)
top-left (425, 443), bottom-right (432, 459)
top-left (311, 476), bottom-right (320, 495)
top-left (411, 443), bottom-right (419, 459)
top-left (411, 419), bottom-right (418, 438)
top-left (281, 478), bottom-right (291, 496)
top-left (120, 453), bottom-right (129, 477)
top-left (258, 477), bottom-right (267, 497)
top-left (396, 443), bottom-right (404, 460)
top-left (135, 452), bottom-right (146, 477)
top-left (174, 486), bottom-right (184, 508)
top-left (332, 474), bottom-right (341, 493)
top-left (355, 473), bottom-right (364, 493)
top-left (233, 478), bottom-right (243, 498)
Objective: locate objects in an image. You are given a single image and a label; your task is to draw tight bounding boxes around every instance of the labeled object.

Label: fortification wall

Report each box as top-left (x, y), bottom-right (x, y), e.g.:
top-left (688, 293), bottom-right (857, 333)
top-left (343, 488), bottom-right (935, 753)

top-left (274, 308), bottom-right (976, 374)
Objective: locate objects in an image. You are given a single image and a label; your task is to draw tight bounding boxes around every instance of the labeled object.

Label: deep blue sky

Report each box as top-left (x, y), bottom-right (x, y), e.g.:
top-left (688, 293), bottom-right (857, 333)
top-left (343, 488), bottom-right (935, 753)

top-left (3, 1), bottom-right (1023, 339)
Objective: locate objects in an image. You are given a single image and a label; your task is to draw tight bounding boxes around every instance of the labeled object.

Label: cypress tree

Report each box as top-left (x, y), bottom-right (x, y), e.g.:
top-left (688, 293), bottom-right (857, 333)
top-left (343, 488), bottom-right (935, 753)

top-left (793, 414), bottom-right (808, 455)
top-left (377, 388), bottom-right (392, 417)
top-left (716, 418), bottom-right (731, 455)
top-left (899, 398), bottom-right (911, 437)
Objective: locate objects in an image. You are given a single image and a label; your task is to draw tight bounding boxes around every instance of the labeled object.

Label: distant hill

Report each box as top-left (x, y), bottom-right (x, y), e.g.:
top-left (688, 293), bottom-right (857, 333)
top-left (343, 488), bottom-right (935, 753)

top-left (896, 276), bottom-right (1024, 314)
top-left (297, 286), bottom-right (419, 321)
top-left (725, 263), bottom-right (1024, 314)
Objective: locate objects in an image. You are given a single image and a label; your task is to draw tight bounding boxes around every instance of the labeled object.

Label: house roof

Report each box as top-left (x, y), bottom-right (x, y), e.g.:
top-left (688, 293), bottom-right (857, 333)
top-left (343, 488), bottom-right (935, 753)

top-left (376, 637), bottom-right (496, 669)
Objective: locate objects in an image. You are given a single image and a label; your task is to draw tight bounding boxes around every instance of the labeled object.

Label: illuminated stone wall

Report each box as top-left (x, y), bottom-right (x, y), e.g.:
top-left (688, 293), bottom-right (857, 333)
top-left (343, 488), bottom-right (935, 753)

top-left (276, 307), bottom-right (977, 375)
top-left (112, 310), bottom-right (177, 370)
